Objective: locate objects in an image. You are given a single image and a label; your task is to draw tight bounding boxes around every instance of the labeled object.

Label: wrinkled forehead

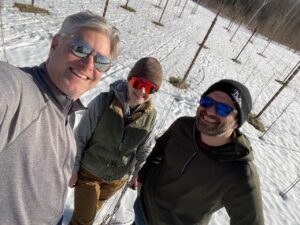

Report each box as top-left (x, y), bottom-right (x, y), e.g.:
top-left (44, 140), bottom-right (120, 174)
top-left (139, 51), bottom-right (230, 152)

top-left (72, 27), bottom-right (109, 40)
top-left (206, 91), bottom-right (236, 108)
top-left (71, 27), bottom-right (112, 57)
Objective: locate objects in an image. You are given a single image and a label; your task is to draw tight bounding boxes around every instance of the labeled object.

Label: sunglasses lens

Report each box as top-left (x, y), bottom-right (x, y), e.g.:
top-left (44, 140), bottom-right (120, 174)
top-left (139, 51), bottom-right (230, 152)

top-left (94, 63), bottom-right (111, 72)
top-left (69, 37), bottom-right (112, 73)
top-left (149, 87), bottom-right (157, 94)
top-left (200, 96), bottom-right (214, 108)
top-left (70, 38), bottom-right (92, 58)
top-left (95, 54), bottom-right (111, 64)
top-left (133, 80), bottom-right (140, 89)
top-left (199, 96), bottom-right (234, 117)
top-left (94, 54), bottom-right (112, 72)
top-left (216, 103), bottom-right (233, 117)
top-left (129, 77), bottom-right (159, 94)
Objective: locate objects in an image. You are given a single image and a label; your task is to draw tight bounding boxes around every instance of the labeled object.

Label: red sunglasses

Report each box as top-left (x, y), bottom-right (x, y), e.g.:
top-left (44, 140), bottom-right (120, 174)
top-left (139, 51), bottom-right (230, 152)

top-left (129, 76), bottom-right (159, 94)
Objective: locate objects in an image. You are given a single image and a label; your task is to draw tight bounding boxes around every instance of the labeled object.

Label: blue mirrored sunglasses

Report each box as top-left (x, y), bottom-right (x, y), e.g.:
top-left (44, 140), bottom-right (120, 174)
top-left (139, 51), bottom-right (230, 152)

top-left (62, 34), bottom-right (112, 73)
top-left (199, 95), bottom-right (238, 117)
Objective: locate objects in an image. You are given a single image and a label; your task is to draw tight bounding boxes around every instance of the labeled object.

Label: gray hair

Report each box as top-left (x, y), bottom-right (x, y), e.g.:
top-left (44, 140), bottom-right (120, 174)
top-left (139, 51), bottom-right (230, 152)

top-left (58, 11), bottom-right (120, 59)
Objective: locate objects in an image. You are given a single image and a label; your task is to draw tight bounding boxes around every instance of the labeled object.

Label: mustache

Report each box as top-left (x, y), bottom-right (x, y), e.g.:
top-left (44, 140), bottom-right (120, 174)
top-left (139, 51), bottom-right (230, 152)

top-left (197, 109), bottom-right (220, 121)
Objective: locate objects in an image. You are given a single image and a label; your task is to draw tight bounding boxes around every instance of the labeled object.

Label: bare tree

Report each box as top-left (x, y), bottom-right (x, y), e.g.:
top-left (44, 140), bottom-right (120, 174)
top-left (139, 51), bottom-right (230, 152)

top-left (200, 0), bottom-right (300, 51)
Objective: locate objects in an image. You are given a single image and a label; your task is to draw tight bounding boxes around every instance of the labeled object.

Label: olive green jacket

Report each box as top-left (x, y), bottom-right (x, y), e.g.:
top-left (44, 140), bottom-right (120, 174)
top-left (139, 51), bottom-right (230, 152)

top-left (74, 80), bottom-right (157, 181)
top-left (139, 116), bottom-right (264, 225)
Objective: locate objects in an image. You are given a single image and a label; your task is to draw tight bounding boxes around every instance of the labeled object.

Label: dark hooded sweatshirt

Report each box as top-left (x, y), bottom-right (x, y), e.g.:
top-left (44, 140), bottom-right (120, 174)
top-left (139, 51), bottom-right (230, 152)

top-left (138, 116), bottom-right (264, 225)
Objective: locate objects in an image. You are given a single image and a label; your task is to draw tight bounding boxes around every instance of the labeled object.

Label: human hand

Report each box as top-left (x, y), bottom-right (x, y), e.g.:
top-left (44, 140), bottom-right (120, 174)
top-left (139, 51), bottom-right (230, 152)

top-left (129, 177), bottom-right (139, 190)
top-left (68, 171), bottom-right (78, 188)
top-left (129, 177), bottom-right (143, 196)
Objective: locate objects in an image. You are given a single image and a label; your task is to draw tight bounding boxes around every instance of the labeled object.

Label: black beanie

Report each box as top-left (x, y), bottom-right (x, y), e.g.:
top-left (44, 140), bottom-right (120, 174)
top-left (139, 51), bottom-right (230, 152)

top-left (203, 79), bottom-right (252, 127)
top-left (127, 57), bottom-right (163, 87)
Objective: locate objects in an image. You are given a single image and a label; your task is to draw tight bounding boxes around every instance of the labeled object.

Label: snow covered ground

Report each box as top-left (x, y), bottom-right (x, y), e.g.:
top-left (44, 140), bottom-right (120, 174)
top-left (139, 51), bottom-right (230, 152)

top-left (1, 0), bottom-right (300, 224)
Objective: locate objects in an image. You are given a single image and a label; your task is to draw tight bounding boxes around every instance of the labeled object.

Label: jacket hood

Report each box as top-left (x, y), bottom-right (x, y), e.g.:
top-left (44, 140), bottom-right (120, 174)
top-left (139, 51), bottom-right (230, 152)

top-left (109, 80), bottom-right (128, 109)
top-left (195, 125), bottom-right (253, 163)
top-left (109, 80), bottom-right (153, 117)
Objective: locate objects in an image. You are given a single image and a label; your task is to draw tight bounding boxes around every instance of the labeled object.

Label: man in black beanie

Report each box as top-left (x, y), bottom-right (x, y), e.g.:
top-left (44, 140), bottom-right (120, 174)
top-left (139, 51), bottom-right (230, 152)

top-left (133, 79), bottom-right (264, 225)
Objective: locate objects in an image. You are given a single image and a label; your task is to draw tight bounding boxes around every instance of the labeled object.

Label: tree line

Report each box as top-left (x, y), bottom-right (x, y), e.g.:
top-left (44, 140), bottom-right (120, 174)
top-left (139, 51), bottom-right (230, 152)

top-left (194, 0), bottom-right (300, 51)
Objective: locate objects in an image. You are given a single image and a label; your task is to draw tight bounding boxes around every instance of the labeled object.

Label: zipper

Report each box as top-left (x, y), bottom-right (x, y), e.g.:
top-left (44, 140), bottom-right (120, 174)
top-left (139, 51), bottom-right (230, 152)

top-left (181, 125), bottom-right (200, 174)
top-left (181, 151), bottom-right (198, 174)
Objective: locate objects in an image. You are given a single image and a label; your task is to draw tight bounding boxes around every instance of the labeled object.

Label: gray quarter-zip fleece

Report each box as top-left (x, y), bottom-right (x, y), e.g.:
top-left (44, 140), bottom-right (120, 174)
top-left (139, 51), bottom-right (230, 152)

top-left (0, 61), bottom-right (84, 225)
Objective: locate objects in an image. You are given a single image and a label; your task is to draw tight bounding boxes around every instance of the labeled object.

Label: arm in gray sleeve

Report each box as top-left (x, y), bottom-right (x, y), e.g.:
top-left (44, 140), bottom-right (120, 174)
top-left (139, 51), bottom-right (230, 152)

top-left (0, 74), bottom-right (9, 130)
top-left (133, 124), bottom-right (158, 179)
top-left (0, 62), bottom-right (40, 153)
top-left (0, 69), bottom-right (10, 153)
top-left (73, 93), bottom-right (107, 171)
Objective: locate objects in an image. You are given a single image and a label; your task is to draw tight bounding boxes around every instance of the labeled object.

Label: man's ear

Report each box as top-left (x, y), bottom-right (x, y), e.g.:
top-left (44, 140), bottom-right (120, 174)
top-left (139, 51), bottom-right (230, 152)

top-left (232, 118), bottom-right (239, 130)
top-left (51, 34), bottom-right (60, 50)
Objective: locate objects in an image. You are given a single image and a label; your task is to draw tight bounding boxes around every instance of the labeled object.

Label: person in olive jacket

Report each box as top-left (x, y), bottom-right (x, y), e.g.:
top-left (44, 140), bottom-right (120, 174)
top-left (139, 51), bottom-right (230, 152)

top-left (68, 57), bottom-right (163, 225)
top-left (134, 79), bottom-right (264, 225)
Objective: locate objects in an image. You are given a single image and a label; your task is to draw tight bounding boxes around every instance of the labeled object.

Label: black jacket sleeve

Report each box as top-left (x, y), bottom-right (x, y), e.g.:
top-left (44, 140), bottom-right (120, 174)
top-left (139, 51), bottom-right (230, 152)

top-left (223, 163), bottom-right (264, 225)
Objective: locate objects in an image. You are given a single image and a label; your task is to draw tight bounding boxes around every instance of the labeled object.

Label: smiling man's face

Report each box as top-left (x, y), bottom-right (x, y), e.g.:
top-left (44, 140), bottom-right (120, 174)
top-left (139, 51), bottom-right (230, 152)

top-left (46, 27), bottom-right (111, 100)
top-left (196, 91), bottom-right (238, 136)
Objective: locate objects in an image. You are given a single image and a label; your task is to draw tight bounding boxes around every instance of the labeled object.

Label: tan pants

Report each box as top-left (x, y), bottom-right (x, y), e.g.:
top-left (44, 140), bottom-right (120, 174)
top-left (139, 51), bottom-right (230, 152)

top-left (69, 167), bottom-right (127, 225)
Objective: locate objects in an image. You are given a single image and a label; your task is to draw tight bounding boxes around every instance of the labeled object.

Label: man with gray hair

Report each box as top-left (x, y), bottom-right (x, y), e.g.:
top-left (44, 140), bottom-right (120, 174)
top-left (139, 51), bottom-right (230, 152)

top-left (0, 11), bottom-right (120, 225)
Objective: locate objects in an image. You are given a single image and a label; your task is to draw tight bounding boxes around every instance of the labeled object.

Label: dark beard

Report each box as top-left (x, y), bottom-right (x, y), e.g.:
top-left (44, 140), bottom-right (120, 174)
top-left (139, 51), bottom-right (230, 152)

top-left (196, 111), bottom-right (233, 136)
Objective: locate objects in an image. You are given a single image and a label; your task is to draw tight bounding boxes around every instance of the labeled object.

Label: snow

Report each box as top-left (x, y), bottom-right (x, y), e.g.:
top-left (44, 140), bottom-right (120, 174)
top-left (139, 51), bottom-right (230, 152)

top-left (1, 0), bottom-right (300, 224)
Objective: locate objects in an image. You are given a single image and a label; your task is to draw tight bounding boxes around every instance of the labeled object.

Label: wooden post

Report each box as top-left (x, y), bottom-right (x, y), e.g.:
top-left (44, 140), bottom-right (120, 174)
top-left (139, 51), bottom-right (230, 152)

top-left (260, 94), bottom-right (298, 139)
top-left (158, 0), bottom-right (164, 8)
top-left (279, 176), bottom-right (300, 198)
top-left (175, 0), bottom-right (181, 6)
top-left (232, 27), bottom-right (257, 63)
top-left (178, 0), bottom-right (188, 18)
top-left (229, 20), bottom-right (242, 42)
top-left (256, 61), bottom-right (300, 118)
top-left (103, 0), bottom-right (110, 17)
top-left (125, 0), bottom-right (129, 7)
top-left (31, 0), bottom-right (35, 5)
top-left (191, 0), bottom-right (201, 14)
top-left (182, 12), bottom-right (219, 83)
top-left (225, 17), bottom-right (235, 31)
top-left (257, 39), bottom-right (271, 56)
top-left (282, 61), bottom-right (300, 83)
top-left (158, 0), bottom-right (170, 23)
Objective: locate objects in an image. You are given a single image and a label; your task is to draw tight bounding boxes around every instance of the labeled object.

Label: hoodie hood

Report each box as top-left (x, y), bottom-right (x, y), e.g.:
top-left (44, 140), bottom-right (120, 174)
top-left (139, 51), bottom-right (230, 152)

top-left (195, 126), bottom-right (253, 163)
top-left (109, 80), bottom-right (128, 110)
top-left (109, 80), bottom-right (153, 119)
